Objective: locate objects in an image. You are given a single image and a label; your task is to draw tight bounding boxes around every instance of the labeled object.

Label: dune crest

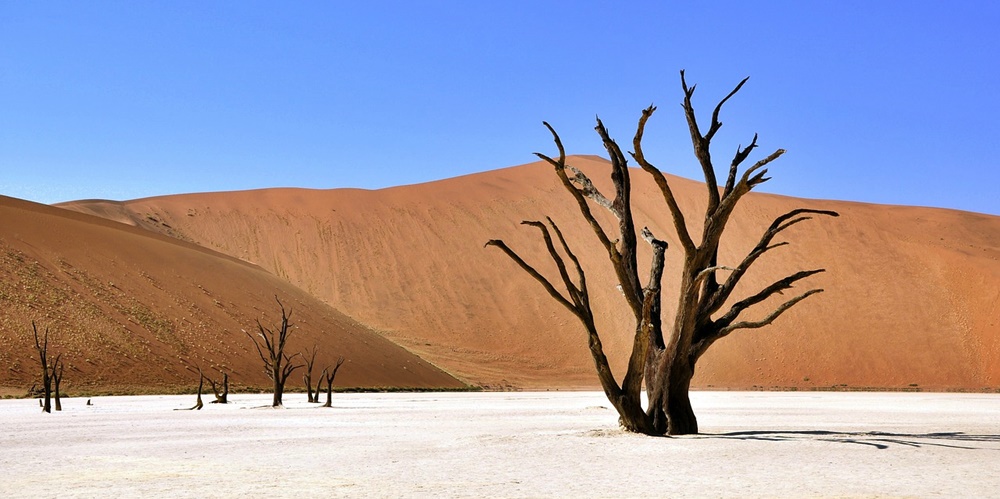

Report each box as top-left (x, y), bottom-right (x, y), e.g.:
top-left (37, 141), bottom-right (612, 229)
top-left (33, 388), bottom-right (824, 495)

top-left (54, 156), bottom-right (1000, 390)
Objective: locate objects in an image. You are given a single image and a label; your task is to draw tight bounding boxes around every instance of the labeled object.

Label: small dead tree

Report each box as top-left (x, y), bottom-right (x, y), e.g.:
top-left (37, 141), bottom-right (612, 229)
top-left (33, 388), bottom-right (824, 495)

top-left (302, 345), bottom-right (319, 403)
top-left (488, 71), bottom-right (838, 435)
top-left (206, 370), bottom-right (229, 404)
top-left (320, 356), bottom-right (346, 408)
top-left (32, 322), bottom-right (53, 413)
top-left (245, 297), bottom-right (302, 408)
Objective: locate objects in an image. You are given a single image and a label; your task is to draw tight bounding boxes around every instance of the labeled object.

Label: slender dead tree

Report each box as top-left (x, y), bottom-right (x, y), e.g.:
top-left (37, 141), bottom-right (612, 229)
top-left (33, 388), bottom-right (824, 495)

top-left (177, 367), bottom-right (205, 411)
top-left (32, 322), bottom-right (53, 413)
top-left (190, 369), bottom-right (205, 410)
top-left (487, 71), bottom-right (838, 435)
top-left (302, 344), bottom-right (319, 403)
top-left (51, 355), bottom-right (64, 411)
top-left (245, 297), bottom-right (302, 408)
top-left (320, 356), bottom-right (346, 408)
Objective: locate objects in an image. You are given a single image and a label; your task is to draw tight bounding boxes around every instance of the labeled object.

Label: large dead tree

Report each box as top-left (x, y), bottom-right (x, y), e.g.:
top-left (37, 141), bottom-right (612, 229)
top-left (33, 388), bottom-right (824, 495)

top-left (245, 297), bottom-right (302, 408)
top-left (487, 72), bottom-right (838, 435)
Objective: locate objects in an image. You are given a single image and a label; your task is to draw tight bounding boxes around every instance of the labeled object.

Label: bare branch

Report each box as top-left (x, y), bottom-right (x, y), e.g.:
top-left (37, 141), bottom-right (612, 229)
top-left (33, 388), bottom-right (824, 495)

top-left (245, 325), bottom-right (272, 376)
top-left (545, 217), bottom-right (590, 309)
top-left (716, 289), bottom-right (824, 337)
top-left (700, 147), bottom-right (787, 252)
top-left (631, 105), bottom-right (696, 254)
top-left (485, 239), bottom-right (578, 315)
top-left (536, 126), bottom-right (617, 257)
top-left (694, 265), bottom-right (735, 288)
top-left (568, 166), bottom-right (616, 216)
top-left (715, 269), bottom-right (826, 329)
top-left (706, 76), bottom-right (749, 143)
top-left (540, 121), bottom-right (566, 165)
top-left (702, 209), bottom-right (839, 318)
top-left (680, 70), bottom-right (720, 211)
top-left (724, 133), bottom-right (758, 197)
top-left (594, 116), bottom-right (644, 317)
top-left (741, 149), bottom-right (785, 189)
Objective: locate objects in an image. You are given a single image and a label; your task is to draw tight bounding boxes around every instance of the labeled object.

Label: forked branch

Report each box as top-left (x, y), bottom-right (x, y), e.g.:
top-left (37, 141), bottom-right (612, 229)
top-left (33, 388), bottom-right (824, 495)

top-left (702, 208), bottom-right (839, 317)
top-left (714, 269), bottom-right (827, 330)
top-left (485, 238), bottom-right (578, 315)
top-left (717, 288), bottom-right (824, 337)
top-left (631, 105), bottom-right (696, 254)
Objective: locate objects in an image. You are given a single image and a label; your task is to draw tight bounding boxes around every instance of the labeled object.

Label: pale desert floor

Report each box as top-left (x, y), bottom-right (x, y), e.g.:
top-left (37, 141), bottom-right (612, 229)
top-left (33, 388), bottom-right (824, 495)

top-left (2, 391), bottom-right (999, 498)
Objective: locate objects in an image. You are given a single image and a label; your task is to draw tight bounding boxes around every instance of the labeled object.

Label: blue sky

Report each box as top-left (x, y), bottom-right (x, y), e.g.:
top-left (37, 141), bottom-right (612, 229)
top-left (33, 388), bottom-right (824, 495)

top-left (2, 2), bottom-right (998, 215)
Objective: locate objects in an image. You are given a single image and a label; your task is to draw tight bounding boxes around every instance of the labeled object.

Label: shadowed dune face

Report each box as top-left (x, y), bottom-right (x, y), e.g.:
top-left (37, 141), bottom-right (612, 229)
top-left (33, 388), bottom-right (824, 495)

top-left (0, 196), bottom-right (464, 395)
top-left (58, 156), bottom-right (1000, 390)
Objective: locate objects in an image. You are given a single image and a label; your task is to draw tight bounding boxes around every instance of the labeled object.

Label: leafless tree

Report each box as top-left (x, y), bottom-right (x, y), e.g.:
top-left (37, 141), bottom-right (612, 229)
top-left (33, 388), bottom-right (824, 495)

top-left (320, 356), bottom-right (346, 408)
top-left (51, 356), bottom-right (64, 411)
top-left (205, 370), bottom-right (229, 404)
top-left (487, 71), bottom-right (838, 435)
top-left (177, 366), bottom-right (205, 410)
top-left (245, 297), bottom-right (302, 408)
top-left (32, 322), bottom-right (56, 413)
top-left (302, 344), bottom-right (319, 403)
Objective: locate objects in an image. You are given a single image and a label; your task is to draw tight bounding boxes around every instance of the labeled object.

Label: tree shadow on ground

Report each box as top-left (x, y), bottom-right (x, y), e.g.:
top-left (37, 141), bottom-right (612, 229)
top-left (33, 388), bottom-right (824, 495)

top-left (700, 430), bottom-right (1000, 450)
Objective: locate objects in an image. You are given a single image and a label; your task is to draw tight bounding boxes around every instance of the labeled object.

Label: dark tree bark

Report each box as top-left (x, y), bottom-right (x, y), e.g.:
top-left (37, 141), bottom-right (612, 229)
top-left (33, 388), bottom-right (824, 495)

top-left (321, 356), bottom-right (345, 408)
top-left (32, 322), bottom-right (53, 414)
top-left (488, 71), bottom-right (838, 435)
top-left (245, 297), bottom-right (302, 408)
top-left (303, 345), bottom-right (319, 403)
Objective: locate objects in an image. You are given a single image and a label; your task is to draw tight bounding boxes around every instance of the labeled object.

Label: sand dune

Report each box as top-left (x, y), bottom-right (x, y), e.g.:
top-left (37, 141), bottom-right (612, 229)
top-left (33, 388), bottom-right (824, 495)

top-left (57, 156), bottom-right (1000, 390)
top-left (0, 195), bottom-right (464, 395)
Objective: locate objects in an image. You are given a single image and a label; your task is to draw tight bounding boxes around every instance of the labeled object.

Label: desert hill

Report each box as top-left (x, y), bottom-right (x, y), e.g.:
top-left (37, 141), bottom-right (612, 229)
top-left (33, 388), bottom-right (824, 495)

top-left (59, 156), bottom-right (1000, 391)
top-left (0, 195), bottom-right (465, 396)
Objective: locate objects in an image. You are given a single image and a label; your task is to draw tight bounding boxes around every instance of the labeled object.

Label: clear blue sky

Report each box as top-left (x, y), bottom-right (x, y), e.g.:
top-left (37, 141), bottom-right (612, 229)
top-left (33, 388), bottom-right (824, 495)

top-left (2, 2), bottom-right (998, 215)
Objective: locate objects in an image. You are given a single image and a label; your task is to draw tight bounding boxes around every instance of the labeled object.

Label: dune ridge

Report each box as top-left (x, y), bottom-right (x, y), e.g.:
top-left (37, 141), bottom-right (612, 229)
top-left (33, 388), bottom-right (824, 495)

top-left (0, 195), bottom-right (464, 395)
top-left (58, 156), bottom-right (1000, 391)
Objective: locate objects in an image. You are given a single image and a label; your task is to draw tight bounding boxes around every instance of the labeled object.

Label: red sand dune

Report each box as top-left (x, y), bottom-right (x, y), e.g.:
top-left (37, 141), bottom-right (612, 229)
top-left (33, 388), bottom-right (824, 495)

top-left (0, 195), bottom-right (464, 395)
top-left (57, 156), bottom-right (1000, 391)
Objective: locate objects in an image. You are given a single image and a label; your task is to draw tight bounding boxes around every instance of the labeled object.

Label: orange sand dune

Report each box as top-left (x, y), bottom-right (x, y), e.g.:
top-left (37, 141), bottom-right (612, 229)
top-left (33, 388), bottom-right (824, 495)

top-left (0, 195), bottom-right (464, 395)
top-left (60, 156), bottom-right (1000, 391)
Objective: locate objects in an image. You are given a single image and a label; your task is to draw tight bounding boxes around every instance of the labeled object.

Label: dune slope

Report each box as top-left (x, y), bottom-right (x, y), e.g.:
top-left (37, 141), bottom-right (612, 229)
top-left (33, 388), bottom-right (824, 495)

top-left (0, 195), bottom-right (464, 395)
top-left (60, 156), bottom-right (1000, 390)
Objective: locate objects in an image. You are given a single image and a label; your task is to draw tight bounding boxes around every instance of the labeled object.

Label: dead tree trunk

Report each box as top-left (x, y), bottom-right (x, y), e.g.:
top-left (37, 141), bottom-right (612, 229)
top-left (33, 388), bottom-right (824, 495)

top-left (184, 370), bottom-right (205, 410)
top-left (488, 71), bottom-right (838, 435)
top-left (32, 322), bottom-right (53, 414)
top-left (245, 297), bottom-right (302, 408)
top-left (191, 373), bottom-right (204, 410)
top-left (303, 345), bottom-right (319, 403)
top-left (321, 356), bottom-right (345, 408)
top-left (52, 355), bottom-right (64, 412)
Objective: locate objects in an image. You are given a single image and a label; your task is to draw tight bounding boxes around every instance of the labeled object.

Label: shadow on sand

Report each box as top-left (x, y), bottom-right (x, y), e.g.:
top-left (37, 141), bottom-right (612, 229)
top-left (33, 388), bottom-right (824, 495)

top-left (701, 430), bottom-right (1000, 450)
